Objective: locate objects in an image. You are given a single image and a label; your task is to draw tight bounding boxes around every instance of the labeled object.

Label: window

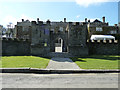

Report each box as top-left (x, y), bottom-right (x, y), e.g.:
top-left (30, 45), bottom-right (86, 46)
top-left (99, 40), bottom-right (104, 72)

top-left (44, 29), bottom-right (49, 35)
top-left (22, 27), bottom-right (25, 31)
top-left (23, 26), bottom-right (28, 31)
top-left (110, 31), bottom-right (117, 34)
top-left (59, 27), bottom-right (63, 31)
top-left (96, 27), bottom-right (103, 31)
top-left (36, 29), bottom-right (38, 34)
top-left (78, 31), bottom-right (81, 35)
top-left (44, 43), bottom-right (47, 47)
top-left (51, 29), bottom-right (54, 31)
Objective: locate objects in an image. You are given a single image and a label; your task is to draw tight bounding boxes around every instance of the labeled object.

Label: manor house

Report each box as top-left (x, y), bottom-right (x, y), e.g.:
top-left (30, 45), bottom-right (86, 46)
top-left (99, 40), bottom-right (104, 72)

top-left (3, 17), bottom-right (119, 57)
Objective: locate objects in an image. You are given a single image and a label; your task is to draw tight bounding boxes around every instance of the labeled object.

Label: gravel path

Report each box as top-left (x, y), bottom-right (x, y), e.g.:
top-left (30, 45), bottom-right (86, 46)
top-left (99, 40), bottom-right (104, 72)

top-left (46, 58), bottom-right (81, 70)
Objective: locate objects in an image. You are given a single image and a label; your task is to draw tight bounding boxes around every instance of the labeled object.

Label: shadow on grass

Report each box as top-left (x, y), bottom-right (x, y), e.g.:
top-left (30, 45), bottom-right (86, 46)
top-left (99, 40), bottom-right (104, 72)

top-left (2, 55), bottom-right (120, 62)
top-left (71, 57), bottom-right (87, 62)
top-left (71, 55), bottom-right (120, 62)
top-left (87, 55), bottom-right (120, 61)
top-left (30, 55), bottom-right (52, 59)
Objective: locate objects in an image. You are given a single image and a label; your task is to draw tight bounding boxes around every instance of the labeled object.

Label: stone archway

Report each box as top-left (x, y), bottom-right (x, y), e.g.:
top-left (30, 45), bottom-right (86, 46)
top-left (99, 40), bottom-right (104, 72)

top-left (50, 32), bottom-right (68, 53)
top-left (55, 38), bottom-right (63, 52)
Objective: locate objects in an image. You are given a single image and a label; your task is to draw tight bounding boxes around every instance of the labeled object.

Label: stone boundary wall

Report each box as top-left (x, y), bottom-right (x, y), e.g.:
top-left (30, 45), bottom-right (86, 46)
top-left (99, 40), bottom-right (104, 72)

top-left (2, 38), bottom-right (31, 56)
top-left (68, 46), bottom-right (88, 56)
top-left (1, 38), bottom-right (120, 56)
top-left (31, 46), bottom-right (50, 57)
top-left (87, 40), bottom-right (120, 55)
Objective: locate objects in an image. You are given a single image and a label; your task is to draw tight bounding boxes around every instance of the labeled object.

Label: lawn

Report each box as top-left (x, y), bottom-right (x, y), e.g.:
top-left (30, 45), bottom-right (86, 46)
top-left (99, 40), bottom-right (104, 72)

top-left (71, 55), bottom-right (120, 69)
top-left (1, 56), bottom-right (50, 69)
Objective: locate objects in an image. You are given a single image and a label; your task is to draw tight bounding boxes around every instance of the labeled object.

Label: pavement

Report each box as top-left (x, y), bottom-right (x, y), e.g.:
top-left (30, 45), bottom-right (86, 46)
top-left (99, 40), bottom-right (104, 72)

top-left (46, 58), bottom-right (81, 70)
top-left (1, 57), bottom-right (120, 74)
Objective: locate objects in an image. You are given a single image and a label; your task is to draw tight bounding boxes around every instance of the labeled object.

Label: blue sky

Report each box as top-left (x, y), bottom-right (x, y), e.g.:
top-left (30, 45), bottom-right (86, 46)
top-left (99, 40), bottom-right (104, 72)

top-left (0, 0), bottom-right (119, 27)
top-left (118, 2), bottom-right (120, 22)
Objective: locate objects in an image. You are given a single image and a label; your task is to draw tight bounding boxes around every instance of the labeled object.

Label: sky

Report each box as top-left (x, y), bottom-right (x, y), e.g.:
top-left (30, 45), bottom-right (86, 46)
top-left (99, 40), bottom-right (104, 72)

top-left (118, 2), bottom-right (120, 22)
top-left (0, 0), bottom-right (119, 27)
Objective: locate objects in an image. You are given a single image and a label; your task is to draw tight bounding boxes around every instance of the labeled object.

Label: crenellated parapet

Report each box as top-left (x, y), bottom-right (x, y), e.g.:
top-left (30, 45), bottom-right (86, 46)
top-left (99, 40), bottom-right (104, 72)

top-left (87, 39), bottom-right (119, 55)
top-left (87, 40), bottom-right (119, 44)
top-left (1, 37), bottom-right (30, 42)
top-left (2, 37), bottom-right (31, 56)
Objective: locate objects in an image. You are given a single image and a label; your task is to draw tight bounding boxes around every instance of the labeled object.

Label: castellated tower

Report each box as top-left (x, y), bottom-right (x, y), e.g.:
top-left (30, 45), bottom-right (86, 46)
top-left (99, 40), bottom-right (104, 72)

top-left (68, 22), bottom-right (88, 56)
top-left (30, 18), bottom-right (88, 57)
top-left (31, 19), bottom-right (50, 56)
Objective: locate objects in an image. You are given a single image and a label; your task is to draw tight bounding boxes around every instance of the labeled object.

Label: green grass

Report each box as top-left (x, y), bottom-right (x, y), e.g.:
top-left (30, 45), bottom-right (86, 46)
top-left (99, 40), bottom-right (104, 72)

top-left (1, 56), bottom-right (50, 69)
top-left (71, 55), bottom-right (120, 69)
top-left (1, 55), bottom-right (120, 69)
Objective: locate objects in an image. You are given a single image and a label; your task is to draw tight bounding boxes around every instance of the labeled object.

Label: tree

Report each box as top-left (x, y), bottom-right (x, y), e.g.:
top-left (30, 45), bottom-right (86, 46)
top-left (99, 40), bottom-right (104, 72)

top-left (0, 25), bottom-right (7, 37)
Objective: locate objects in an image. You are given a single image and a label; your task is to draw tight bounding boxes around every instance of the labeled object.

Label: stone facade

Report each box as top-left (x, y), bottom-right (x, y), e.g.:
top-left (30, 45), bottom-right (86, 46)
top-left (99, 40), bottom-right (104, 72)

top-left (87, 40), bottom-right (120, 55)
top-left (2, 38), bottom-right (119, 56)
top-left (15, 19), bottom-right (32, 40)
top-left (30, 18), bottom-right (88, 56)
top-left (88, 17), bottom-right (119, 39)
top-left (2, 38), bottom-right (30, 56)
top-left (68, 22), bottom-right (88, 56)
top-left (2, 17), bottom-right (120, 57)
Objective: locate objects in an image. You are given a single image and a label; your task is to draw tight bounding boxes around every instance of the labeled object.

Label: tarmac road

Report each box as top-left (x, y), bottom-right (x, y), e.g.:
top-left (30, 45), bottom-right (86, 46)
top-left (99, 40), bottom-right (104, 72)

top-left (1, 73), bottom-right (119, 88)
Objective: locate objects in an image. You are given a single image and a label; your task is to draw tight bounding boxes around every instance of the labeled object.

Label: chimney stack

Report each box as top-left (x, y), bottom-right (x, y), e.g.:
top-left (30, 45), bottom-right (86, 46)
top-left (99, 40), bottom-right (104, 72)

top-left (37, 18), bottom-right (39, 24)
top-left (47, 19), bottom-right (51, 25)
top-left (85, 18), bottom-right (87, 22)
top-left (102, 16), bottom-right (105, 23)
top-left (64, 18), bottom-right (66, 22)
top-left (37, 18), bottom-right (39, 22)
top-left (114, 24), bottom-right (117, 27)
top-left (88, 20), bottom-right (90, 23)
top-left (22, 19), bottom-right (24, 22)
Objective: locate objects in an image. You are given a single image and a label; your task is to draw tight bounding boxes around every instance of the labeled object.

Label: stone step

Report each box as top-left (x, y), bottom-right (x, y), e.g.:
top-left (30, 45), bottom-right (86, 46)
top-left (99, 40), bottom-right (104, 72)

top-left (46, 52), bottom-right (73, 58)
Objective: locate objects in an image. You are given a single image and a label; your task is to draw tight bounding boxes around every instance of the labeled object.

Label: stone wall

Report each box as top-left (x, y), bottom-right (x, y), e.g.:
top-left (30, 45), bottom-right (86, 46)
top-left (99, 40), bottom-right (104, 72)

top-left (2, 38), bottom-right (120, 56)
top-left (88, 40), bottom-right (120, 55)
top-left (15, 20), bottom-right (32, 39)
top-left (68, 24), bottom-right (88, 46)
top-left (68, 46), bottom-right (88, 56)
top-left (68, 23), bottom-right (88, 56)
top-left (31, 45), bottom-right (50, 56)
top-left (31, 21), bottom-right (50, 56)
top-left (2, 38), bottom-right (30, 56)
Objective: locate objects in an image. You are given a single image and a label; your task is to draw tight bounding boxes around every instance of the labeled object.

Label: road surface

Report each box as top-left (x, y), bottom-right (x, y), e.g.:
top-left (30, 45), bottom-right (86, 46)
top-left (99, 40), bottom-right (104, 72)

top-left (1, 73), bottom-right (118, 88)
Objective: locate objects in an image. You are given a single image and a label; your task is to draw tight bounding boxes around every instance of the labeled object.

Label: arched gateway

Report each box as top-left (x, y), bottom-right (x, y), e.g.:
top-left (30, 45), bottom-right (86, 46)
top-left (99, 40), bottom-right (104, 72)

top-left (55, 38), bottom-right (63, 52)
top-left (50, 31), bottom-right (68, 53)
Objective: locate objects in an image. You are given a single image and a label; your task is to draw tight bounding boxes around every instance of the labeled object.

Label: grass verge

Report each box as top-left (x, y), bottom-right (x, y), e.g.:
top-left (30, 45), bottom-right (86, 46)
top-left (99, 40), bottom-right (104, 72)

top-left (1, 56), bottom-right (50, 69)
top-left (71, 55), bottom-right (120, 69)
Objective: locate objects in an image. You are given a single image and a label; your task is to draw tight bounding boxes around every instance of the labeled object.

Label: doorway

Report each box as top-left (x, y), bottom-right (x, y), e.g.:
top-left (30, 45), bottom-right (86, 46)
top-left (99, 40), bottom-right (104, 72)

top-left (55, 38), bottom-right (63, 52)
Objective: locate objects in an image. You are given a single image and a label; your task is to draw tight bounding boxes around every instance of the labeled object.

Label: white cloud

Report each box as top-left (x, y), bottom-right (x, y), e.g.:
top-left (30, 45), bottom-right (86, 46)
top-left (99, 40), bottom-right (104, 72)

top-left (75, 0), bottom-right (119, 7)
top-left (80, 18), bottom-right (100, 22)
top-left (0, 0), bottom-right (119, 6)
top-left (2, 14), bottom-right (35, 27)
top-left (76, 15), bottom-right (80, 18)
top-left (90, 18), bottom-right (100, 22)
top-left (0, 0), bottom-right (119, 3)
top-left (19, 14), bottom-right (35, 22)
top-left (3, 15), bottom-right (17, 27)
top-left (0, 0), bottom-right (74, 2)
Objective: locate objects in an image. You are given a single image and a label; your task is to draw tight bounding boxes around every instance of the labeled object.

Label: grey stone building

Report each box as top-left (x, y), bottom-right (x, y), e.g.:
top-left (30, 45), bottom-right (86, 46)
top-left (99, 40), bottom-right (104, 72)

top-left (87, 17), bottom-right (119, 38)
top-left (12, 17), bottom-right (119, 57)
top-left (30, 18), bottom-right (88, 57)
top-left (15, 19), bottom-right (32, 40)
